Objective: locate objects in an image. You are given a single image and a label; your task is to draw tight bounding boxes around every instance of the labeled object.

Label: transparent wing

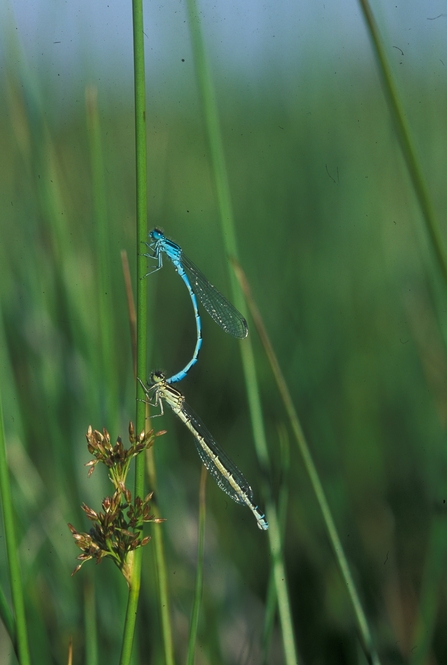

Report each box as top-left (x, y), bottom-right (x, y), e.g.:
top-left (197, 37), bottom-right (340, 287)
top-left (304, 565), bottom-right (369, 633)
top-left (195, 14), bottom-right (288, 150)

top-left (172, 398), bottom-right (254, 505)
top-left (180, 253), bottom-right (248, 339)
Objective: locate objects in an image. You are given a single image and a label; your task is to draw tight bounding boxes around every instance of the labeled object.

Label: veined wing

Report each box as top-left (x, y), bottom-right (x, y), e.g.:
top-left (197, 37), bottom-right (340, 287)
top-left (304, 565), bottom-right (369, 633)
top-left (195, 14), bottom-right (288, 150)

top-left (180, 252), bottom-right (248, 339)
top-left (171, 397), bottom-right (254, 506)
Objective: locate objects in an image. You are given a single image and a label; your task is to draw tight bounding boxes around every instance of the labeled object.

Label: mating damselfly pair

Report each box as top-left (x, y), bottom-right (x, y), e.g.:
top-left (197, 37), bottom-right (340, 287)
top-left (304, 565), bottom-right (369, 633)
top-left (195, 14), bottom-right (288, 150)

top-left (141, 228), bottom-right (268, 530)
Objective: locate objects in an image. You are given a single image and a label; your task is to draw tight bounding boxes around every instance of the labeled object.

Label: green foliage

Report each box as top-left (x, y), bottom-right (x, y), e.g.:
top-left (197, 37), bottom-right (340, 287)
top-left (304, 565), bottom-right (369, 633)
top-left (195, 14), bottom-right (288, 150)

top-left (1, 14), bottom-right (447, 664)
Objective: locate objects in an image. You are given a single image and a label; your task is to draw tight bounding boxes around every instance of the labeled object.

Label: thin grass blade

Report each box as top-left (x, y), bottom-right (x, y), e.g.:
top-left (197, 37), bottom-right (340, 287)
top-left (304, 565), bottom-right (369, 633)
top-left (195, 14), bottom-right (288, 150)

top-left (185, 2), bottom-right (299, 663)
top-left (0, 391), bottom-right (31, 665)
top-left (234, 261), bottom-right (382, 665)
top-left (187, 466), bottom-right (207, 665)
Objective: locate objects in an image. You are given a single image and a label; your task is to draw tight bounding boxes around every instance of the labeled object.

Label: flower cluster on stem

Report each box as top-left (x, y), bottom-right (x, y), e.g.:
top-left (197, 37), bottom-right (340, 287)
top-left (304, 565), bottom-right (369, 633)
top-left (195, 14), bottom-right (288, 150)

top-left (68, 423), bottom-right (165, 582)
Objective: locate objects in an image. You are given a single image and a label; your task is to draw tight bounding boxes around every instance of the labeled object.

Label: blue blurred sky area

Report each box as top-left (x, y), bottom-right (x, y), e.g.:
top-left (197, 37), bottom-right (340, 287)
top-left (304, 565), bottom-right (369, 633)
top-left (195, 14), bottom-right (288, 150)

top-left (3, 0), bottom-right (447, 104)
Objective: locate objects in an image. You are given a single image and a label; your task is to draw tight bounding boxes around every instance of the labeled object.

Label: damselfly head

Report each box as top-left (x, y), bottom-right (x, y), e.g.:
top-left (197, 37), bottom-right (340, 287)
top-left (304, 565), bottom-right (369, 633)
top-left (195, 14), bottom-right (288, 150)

top-left (150, 370), bottom-right (167, 385)
top-left (149, 228), bottom-right (164, 241)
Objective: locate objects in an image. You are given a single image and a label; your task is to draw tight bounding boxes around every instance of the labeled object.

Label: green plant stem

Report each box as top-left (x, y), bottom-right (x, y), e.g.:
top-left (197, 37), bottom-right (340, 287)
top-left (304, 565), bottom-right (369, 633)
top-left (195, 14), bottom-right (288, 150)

top-left (185, 3), bottom-right (298, 664)
top-left (262, 426), bottom-right (290, 664)
top-left (120, 551), bottom-right (142, 665)
top-left (132, 0), bottom-right (148, 437)
top-left (187, 466), bottom-right (207, 665)
top-left (120, 0), bottom-right (148, 663)
top-left (146, 448), bottom-right (175, 665)
top-left (234, 263), bottom-right (381, 665)
top-left (0, 392), bottom-right (31, 665)
top-left (357, 0), bottom-right (447, 289)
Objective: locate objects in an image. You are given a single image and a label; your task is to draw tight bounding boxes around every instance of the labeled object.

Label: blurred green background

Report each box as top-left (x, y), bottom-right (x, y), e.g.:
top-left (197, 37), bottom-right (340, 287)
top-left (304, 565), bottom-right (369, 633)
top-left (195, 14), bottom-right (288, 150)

top-left (1, 1), bottom-right (447, 663)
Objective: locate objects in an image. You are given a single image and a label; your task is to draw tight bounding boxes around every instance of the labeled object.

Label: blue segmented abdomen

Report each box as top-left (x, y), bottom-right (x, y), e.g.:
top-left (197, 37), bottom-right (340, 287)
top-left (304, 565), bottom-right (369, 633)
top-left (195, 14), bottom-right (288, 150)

top-left (164, 262), bottom-right (203, 384)
top-left (143, 228), bottom-right (248, 383)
